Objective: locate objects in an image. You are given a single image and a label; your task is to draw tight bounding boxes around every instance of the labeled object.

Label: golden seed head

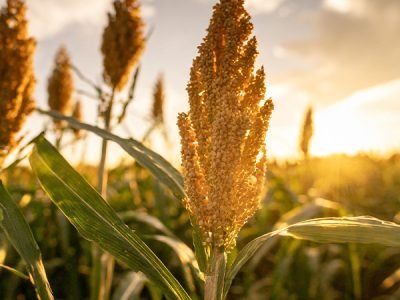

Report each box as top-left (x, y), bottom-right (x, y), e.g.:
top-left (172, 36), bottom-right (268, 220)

top-left (0, 0), bottom-right (36, 155)
top-left (101, 0), bottom-right (145, 91)
top-left (72, 100), bottom-right (83, 138)
top-left (47, 46), bottom-right (74, 131)
top-left (300, 106), bottom-right (313, 159)
top-left (152, 74), bottom-right (165, 124)
top-left (178, 0), bottom-right (274, 249)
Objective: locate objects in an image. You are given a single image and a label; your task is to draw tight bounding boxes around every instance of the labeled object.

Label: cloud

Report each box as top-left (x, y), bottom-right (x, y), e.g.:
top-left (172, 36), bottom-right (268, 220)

top-left (0, 0), bottom-right (156, 40)
top-left (25, 0), bottom-right (112, 40)
top-left (245, 0), bottom-right (285, 15)
top-left (192, 0), bottom-right (285, 15)
top-left (281, 0), bottom-right (400, 104)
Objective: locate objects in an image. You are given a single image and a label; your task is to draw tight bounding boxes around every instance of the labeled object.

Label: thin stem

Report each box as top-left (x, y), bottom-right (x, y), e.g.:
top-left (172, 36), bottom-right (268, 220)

top-left (204, 247), bottom-right (226, 300)
top-left (90, 88), bottom-right (116, 300)
top-left (76, 89), bottom-right (101, 101)
top-left (72, 65), bottom-right (107, 103)
top-left (97, 88), bottom-right (115, 194)
top-left (141, 121), bottom-right (158, 144)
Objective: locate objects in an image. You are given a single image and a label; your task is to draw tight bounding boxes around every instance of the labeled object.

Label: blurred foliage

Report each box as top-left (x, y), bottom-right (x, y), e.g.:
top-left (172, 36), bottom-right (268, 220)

top-left (1, 153), bottom-right (400, 299)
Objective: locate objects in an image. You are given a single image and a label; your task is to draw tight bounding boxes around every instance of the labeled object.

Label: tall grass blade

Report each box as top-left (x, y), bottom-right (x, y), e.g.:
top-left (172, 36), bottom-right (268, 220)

top-left (30, 136), bottom-right (190, 300)
top-left (112, 271), bottom-right (147, 300)
top-left (225, 216), bottom-right (400, 297)
top-left (38, 109), bottom-right (208, 273)
top-left (37, 109), bottom-right (184, 199)
top-left (119, 210), bottom-right (175, 237)
top-left (0, 182), bottom-right (54, 300)
top-left (151, 235), bottom-right (200, 294)
top-left (283, 216), bottom-right (400, 246)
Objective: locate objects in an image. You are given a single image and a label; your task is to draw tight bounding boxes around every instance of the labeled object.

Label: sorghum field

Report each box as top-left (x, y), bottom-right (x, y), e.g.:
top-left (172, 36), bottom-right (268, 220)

top-left (1, 0), bottom-right (400, 299)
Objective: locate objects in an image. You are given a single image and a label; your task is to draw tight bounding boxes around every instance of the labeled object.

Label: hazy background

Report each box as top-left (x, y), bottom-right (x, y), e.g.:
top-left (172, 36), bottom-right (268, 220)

top-left (2, 0), bottom-right (400, 164)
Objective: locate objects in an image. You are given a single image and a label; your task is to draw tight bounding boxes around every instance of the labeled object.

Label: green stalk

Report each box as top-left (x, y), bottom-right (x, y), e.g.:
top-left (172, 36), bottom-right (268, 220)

top-left (90, 88), bottom-right (116, 300)
top-left (204, 247), bottom-right (226, 300)
top-left (53, 127), bottom-right (81, 299)
top-left (348, 243), bottom-right (362, 300)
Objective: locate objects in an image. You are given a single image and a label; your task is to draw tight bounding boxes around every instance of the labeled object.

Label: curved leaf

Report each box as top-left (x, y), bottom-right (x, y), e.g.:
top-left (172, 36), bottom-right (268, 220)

top-left (38, 108), bottom-right (208, 275)
top-left (112, 271), bottom-right (147, 300)
top-left (37, 109), bottom-right (184, 199)
top-left (284, 216), bottom-right (400, 246)
top-left (225, 216), bottom-right (400, 297)
top-left (151, 235), bottom-right (201, 294)
top-left (30, 136), bottom-right (190, 300)
top-left (0, 182), bottom-right (53, 300)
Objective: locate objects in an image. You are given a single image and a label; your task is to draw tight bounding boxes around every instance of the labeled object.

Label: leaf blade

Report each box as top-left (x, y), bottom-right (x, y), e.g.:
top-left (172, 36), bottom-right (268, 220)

top-left (30, 136), bottom-right (190, 300)
top-left (284, 216), bottom-right (400, 247)
top-left (225, 216), bottom-right (400, 297)
top-left (0, 182), bottom-right (53, 300)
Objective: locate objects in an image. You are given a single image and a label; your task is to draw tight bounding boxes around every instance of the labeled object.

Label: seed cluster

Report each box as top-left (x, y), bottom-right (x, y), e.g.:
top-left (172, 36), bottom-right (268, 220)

top-left (72, 100), bottom-right (83, 138)
top-left (47, 46), bottom-right (74, 129)
top-left (101, 0), bottom-right (145, 91)
top-left (0, 0), bottom-right (36, 154)
top-left (300, 106), bottom-right (313, 159)
top-left (178, 0), bottom-right (274, 249)
top-left (152, 75), bottom-right (165, 124)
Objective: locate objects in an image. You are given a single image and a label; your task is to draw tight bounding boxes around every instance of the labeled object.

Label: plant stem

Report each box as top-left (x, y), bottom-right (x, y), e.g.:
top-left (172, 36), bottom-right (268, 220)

top-left (91, 88), bottom-right (116, 300)
top-left (204, 247), bottom-right (226, 300)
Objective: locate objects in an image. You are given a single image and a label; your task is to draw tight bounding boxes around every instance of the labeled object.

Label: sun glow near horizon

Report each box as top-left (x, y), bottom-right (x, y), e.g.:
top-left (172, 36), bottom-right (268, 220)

top-left (312, 79), bottom-right (400, 157)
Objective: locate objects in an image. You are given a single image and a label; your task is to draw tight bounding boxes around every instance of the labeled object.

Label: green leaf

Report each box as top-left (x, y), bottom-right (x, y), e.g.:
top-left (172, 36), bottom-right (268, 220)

top-left (225, 216), bottom-right (400, 297)
top-left (30, 136), bottom-right (190, 300)
top-left (283, 216), bottom-right (400, 246)
top-left (112, 271), bottom-right (147, 300)
top-left (119, 210), bottom-right (175, 237)
top-left (0, 182), bottom-right (53, 300)
top-left (0, 263), bottom-right (29, 280)
top-left (38, 108), bottom-right (208, 278)
top-left (37, 109), bottom-right (184, 199)
top-left (151, 235), bottom-right (200, 294)
top-left (192, 224), bottom-right (208, 273)
top-left (224, 229), bottom-right (284, 298)
top-left (248, 198), bottom-right (341, 269)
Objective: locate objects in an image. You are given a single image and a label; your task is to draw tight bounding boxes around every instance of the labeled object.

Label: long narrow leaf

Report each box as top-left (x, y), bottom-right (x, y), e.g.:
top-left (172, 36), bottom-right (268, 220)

top-left (284, 216), bottom-right (400, 246)
top-left (225, 216), bottom-right (400, 297)
top-left (112, 271), bottom-right (147, 300)
top-left (38, 108), bottom-right (208, 274)
top-left (37, 109), bottom-right (184, 199)
top-left (0, 182), bottom-right (53, 300)
top-left (30, 136), bottom-right (190, 300)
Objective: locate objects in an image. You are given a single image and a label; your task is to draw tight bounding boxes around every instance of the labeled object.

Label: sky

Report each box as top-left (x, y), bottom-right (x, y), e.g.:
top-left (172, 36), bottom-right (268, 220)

top-left (2, 0), bottom-right (400, 165)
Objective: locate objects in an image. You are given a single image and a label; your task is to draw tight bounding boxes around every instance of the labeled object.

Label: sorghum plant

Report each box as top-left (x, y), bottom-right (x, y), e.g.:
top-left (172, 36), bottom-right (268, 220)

top-left (101, 0), bottom-right (145, 92)
top-left (0, 0), bottom-right (35, 162)
top-left (299, 106), bottom-right (313, 159)
top-left (152, 74), bottom-right (165, 124)
top-left (178, 0), bottom-right (273, 250)
top-left (47, 46), bottom-right (74, 130)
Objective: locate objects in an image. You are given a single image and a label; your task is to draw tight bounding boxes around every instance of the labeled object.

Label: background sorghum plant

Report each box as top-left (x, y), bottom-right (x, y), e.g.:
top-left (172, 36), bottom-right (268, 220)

top-left (101, 0), bottom-right (145, 92)
top-left (0, 0), bottom-right (35, 157)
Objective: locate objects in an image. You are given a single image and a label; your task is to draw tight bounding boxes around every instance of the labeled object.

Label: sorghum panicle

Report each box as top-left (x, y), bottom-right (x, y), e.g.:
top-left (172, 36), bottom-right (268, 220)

top-left (72, 100), bottom-right (83, 138)
top-left (0, 0), bottom-right (36, 155)
top-left (152, 75), bottom-right (165, 124)
top-left (178, 0), bottom-right (274, 249)
top-left (300, 106), bottom-right (313, 159)
top-left (47, 46), bottom-right (74, 128)
top-left (101, 0), bottom-right (145, 91)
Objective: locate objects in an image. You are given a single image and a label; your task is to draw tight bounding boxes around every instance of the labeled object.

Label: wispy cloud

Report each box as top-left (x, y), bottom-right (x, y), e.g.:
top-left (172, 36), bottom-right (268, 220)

top-left (280, 0), bottom-right (400, 104)
top-left (0, 0), bottom-right (156, 40)
top-left (193, 0), bottom-right (285, 15)
top-left (245, 0), bottom-right (285, 15)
